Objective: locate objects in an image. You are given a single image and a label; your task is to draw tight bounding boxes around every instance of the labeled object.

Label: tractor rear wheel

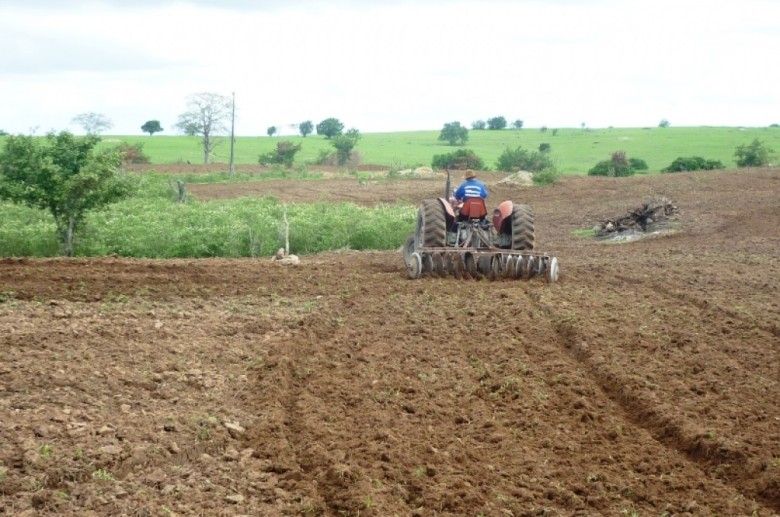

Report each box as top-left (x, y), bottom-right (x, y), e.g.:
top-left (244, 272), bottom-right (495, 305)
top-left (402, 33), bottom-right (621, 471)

top-left (510, 204), bottom-right (535, 251)
top-left (416, 199), bottom-right (447, 248)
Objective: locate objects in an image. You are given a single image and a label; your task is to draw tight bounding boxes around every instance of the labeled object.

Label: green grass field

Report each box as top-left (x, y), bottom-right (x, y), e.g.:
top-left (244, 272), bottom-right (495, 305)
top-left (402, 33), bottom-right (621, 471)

top-left (89, 126), bottom-right (780, 174)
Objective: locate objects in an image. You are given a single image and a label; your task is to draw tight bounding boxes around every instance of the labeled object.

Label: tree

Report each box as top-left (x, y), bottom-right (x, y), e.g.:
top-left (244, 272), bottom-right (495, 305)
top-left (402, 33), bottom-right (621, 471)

top-left (141, 120), bottom-right (163, 136)
top-left (71, 112), bottom-right (113, 134)
top-left (658, 119), bottom-right (670, 128)
top-left (662, 156), bottom-right (723, 173)
top-left (331, 128), bottom-right (361, 166)
top-left (174, 92), bottom-right (232, 164)
top-left (431, 149), bottom-right (484, 170)
top-left (299, 120), bottom-right (314, 137)
top-left (487, 116), bottom-right (507, 130)
top-left (0, 131), bottom-right (134, 256)
top-left (316, 118), bottom-right (344, 139)
top-left (472, 120), bottom-right (486, 130)
top-left (512, 119), bottom-right (524, 130)
top-left (259, 140), bottom-right (302, 168)
top-left (734, 139), bottom-right (772, 167)
top-left (438, 121), bottom-right (468, 146)
top-left (267, 126), bottom-right (278, 137)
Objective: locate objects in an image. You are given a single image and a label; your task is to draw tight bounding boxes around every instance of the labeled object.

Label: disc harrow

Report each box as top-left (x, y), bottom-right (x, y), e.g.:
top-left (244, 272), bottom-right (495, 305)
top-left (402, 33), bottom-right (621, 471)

top-left (407, 247), bottom-right (558, 283)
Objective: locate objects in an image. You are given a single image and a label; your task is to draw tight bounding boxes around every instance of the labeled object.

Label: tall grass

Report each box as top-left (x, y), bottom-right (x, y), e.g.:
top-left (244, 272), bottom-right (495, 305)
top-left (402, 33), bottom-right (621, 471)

top-left (0, 174), bottom-right (416, 258)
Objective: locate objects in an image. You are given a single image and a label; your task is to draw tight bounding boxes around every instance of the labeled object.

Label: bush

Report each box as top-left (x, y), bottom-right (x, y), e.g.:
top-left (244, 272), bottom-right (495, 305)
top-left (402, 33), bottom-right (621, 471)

top-left (662, 156), bottom-right (724, 173)
top-left (629, 158), bottom-right (648, 171)
top-left (487, 116), bottom-right (507, 130)
top-left (734, 138), bottom-right (773, 167)
top-left (495, 146), bottom-right (553, 172)
top-left (431, 149), bottom-right (484, 170)
top-left (259, 140), bottom-right (302, 168)
top-left (472, 120), bottom-right (486, 130)
top-left (115, 142), bottom-right (151, 164)
top-left (532, 167), bottom-right (562, 186)
top-left (587, 151), bottom-right (635, 177)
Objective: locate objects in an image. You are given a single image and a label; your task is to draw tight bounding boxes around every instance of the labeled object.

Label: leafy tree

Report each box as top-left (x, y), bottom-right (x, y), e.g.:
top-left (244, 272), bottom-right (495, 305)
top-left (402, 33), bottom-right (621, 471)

top-left (316, 118), bottom-right (344, 139)
top-left (299, 120), bottom-right (314, 137)
top-left (588, 150), bottom-right (635, 177)
top-left (658, 119), bottom-right (670, 128)
top-left (540, 126), bottom-right (547, 133)
top-left (174, 92), bottom-right (232, 164)
top-left (662, 156), bottom-right (724, 173)
top-left (472, 120), bottom-right (486, 130)
top-left (331, 128), bottom-right (361, 166)
top-left (259, 140), bottom-right (302, 168)
top-left (438, 121), bottom-right (468, 146)
top-left (734, 138), bottom-right (772, 167)
top-left (141, 120), bottom-right (163, 136)
top-left (512, 119), bottom-right (524, 130)
top-left (0, 131), bottom-right (134, 256)
top-left (431, 149), bottom-right (484, 170)
top-left (0, 129), bottom-right (8, 136)
top-left (267, 126), bottom-right (278, 137)
top-left (487, 116), bottom-right (507, 130)
top-left (71, 112), bottom-right (113, 134)
top-left (495, 146), bottom-right (553, 172)
top-left (539, 143), bottom-right (551, 153)
top-left (551, 128), bottom-right (559, 136)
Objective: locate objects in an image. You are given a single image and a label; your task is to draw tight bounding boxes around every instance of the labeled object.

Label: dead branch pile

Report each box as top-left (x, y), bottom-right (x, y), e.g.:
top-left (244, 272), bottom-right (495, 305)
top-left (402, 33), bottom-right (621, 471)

top-left (597, 197), bottom-right (678, 236)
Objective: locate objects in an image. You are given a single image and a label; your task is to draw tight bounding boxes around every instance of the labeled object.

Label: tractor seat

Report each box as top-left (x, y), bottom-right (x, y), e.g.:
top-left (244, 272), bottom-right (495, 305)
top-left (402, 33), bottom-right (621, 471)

top-left (460, 197), bottom-right (488, 220)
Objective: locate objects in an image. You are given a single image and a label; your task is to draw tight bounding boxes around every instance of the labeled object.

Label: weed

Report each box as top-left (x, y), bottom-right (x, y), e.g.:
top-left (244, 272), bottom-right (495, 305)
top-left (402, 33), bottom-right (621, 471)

top-left (73, 448), bottom-right (84, 459)
top-left (0, 290), bottom-right (17, 303)
top-left (38, 444), bottom-right (52, 460)
top-left (586, 473), bottom-right (599, 483)
top-left (0, 467), bottom-right (7, 480)
top-left (92, 469), bottom-right (114, 481)
top-left (196, 427), bottom-right (210, 441)
top-left (413, 466), bottom-right (426, 478)
top-left (56, 490), bottom-right (69, 500)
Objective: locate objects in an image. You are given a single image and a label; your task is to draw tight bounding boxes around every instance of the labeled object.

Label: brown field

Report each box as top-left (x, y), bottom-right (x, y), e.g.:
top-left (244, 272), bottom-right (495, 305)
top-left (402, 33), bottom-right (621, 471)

top-left (1, 167), bottom-right (779, 516)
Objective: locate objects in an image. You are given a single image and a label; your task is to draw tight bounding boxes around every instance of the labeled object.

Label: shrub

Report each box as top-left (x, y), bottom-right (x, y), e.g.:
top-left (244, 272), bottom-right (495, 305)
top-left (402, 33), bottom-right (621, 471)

top-left (734, 138), bottom-right (773, 167)
top-left (259, 140), bottom-right (302, 168)
top-left (472, 120), bottom-right (486, 130)
top-left (588, 151), bottom-right (635, 177)
top-left (662, 156), bottom-right (724, 173)
top-left (115, 142), bottom-right (150, 164)
top-left (495, 146), bottom-right (553, 172)
top-left (532, 167), bottom-right (562, 186)
top-left (629, 158), bottom-right (648, 171)
top-left (431, 149), bottom-right (484, 170)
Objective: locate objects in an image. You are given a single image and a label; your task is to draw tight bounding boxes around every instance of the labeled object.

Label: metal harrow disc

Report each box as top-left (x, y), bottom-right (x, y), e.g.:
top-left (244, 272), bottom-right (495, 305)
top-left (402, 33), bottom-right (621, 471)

top-left (504, 255), bottom-right (517, 279)
top-left (546, 256), bottom-right (559, 283)
top-left (464, 253), bottom-right (478, 279)
top-left (408, 252), bottom-right (423, 279)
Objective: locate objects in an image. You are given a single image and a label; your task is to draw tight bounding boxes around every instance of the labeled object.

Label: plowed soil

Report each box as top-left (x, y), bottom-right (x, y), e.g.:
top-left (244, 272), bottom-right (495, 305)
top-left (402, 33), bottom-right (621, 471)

top-left (1, 168), bottom-right (779, 516)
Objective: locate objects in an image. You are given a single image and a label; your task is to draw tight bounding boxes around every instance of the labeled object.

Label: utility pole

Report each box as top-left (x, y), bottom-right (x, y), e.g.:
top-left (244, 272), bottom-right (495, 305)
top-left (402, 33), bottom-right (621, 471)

top-left (229, 91), bottom-right (236, 177)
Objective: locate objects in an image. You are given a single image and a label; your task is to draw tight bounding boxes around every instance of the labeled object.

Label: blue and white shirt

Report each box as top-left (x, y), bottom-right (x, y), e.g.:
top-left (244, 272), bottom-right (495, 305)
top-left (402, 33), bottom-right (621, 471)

top-left (454, 179), bottom-right (488, 201)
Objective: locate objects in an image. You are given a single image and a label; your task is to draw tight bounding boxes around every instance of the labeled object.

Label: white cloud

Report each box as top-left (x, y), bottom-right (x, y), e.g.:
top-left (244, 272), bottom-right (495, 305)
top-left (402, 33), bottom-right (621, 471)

top-left (1, 0), bottom-right (778, 135)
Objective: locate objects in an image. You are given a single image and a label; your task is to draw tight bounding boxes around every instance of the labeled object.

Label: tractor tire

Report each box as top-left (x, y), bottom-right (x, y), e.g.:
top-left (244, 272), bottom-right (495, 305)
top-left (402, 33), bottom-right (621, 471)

top-left (511, 204), bottom-right (535, 251)
top-left (416, 199), bottom-right (447, 248)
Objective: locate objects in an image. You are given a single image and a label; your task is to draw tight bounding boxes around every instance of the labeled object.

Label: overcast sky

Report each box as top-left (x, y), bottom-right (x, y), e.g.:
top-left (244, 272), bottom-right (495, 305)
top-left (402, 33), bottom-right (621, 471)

top-left (1, 0), bottom-right (777, 136)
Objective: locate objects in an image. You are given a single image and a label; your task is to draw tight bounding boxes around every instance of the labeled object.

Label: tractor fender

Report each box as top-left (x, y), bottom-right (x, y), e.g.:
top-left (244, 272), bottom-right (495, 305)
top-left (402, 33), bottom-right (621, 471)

top-left (493, 200), bottom-right (513, 232)
top-left (438, 197), bottom-right (456, 228)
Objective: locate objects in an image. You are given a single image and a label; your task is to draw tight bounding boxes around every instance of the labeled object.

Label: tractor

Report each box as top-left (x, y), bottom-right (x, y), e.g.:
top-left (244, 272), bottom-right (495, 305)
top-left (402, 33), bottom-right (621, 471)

top-left (403, 171), bottom-right (558, 282)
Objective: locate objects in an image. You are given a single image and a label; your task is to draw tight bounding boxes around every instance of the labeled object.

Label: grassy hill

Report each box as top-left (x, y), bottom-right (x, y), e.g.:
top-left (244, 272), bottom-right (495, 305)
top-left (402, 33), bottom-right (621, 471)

top-left (5, 126), bottom-right (780, 174)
